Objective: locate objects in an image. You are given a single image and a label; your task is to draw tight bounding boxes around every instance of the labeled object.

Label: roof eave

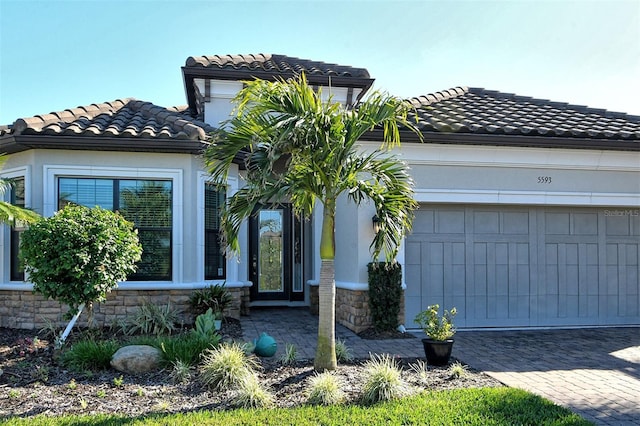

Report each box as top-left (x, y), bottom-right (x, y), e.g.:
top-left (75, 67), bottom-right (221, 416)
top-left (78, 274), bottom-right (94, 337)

top-left (182, 67), bottom-right (375, 116)
top-left (362, 130), bottom-right (640, 152)
top-left (1, 135), bottom-right (208, 155)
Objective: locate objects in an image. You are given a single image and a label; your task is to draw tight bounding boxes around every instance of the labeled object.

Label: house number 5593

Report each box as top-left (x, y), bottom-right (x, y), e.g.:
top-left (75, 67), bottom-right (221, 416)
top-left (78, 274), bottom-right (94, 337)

top-left (537, 176), bottom-right (552, 184)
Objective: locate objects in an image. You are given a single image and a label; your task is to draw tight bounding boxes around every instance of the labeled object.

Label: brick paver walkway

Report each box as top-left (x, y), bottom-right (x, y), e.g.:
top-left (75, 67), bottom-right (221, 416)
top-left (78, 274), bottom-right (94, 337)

top-left (241, 307), bottom-right (640, 425)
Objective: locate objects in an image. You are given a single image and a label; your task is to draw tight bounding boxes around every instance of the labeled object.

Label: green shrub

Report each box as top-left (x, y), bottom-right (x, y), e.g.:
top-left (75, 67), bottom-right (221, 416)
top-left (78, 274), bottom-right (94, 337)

top-left (414, 304), bottom-right (457, 341)
top-left (361, 353), bottom-right (406, 404)
top-left (189, 283), bottom-right (233, 317)
top-left (199, 343), bottom-right (259, 391)
top-left (306, 372), bottom-right (344, 406)
top-left (367, 262), bottom-right (402, 332)
top-left (62, 340), bottom-right (120, 372)
top-left (126, 301), bottom-right (180, 336)
top-left (21, 205), bottom-right (142, 319)
top-left (160, 332), bottom-right (221, 366)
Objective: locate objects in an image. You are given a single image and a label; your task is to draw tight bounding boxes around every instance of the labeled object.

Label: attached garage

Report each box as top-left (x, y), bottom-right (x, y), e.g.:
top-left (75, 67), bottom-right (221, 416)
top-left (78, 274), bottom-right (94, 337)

top-left (405, 205), bottom-right (640, 329)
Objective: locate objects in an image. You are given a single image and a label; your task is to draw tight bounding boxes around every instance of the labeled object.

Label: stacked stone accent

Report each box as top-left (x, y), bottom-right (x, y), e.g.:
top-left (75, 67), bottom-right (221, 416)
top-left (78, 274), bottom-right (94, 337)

top-left (0, 288), bottom-right (245, 330)
top-left (309, 286), bottom-right (405, 333)
top-left (335, 288), bottom-right (371, 333)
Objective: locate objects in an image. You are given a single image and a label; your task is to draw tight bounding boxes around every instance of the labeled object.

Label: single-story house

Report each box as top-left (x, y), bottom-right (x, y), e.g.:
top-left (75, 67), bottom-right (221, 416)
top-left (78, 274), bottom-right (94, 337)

top-left (1, 54), bottom-right (639, 331)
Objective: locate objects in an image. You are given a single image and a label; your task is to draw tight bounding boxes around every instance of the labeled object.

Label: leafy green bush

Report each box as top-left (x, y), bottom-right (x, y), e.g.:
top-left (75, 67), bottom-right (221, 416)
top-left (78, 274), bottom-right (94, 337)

top-left (21, 205), bottom-right (142, 318)
top-left (189, 283), bottom-right (233, 317)
top-left (61, 340), bottom-right (120, 372)
top-left (367, 262), bottom-right (402, 332)
top-left (414, 304), bottom-right (457, 341)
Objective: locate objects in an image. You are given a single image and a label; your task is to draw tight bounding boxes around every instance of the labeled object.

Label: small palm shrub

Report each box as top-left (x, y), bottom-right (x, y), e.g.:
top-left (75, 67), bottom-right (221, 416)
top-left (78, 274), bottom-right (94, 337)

top-left (361, 353), bottom-right (406, 404)
top-left (126, 301), bottom-right (181, 336)
top-left (199, 343), bottom-right (259, 391)
top-left (306, 372), bottom-right (344, 406)
top-left (189, 284), bottom-right (233, 317)
top-left (232, 373), bottom-right (274, 408)
top-left (62, 339), bottom-right (120, 371)
top-left (335, 339), bottom-right (353, 362)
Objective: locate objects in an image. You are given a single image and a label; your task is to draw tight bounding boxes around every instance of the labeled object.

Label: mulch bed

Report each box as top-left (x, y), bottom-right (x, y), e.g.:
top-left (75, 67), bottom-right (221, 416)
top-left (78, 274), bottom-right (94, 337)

top-left (0, 322), bottom-right (502, 419)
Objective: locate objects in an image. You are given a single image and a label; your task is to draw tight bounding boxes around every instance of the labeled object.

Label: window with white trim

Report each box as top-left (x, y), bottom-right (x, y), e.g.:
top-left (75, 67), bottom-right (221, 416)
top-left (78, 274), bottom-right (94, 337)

top-left (58, 177), bottom-right (172, 281)
top-left (205, 182), bottom-right (225, 279)
top-left (10, 177), bottom-right (25, 281)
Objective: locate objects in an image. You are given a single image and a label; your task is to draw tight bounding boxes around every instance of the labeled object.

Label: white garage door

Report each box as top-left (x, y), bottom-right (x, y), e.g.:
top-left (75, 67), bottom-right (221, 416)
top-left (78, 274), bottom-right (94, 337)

top-left (405, 205), bottom-right (640, 328)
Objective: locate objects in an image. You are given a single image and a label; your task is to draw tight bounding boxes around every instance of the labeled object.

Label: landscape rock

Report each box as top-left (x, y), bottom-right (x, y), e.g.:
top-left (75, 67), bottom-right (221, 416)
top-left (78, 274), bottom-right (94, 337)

top-left (110, 345), bottom-right (162, 374)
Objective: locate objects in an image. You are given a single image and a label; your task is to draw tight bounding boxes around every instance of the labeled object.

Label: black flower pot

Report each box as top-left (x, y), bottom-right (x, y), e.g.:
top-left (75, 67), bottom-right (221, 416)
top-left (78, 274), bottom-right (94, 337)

top-left (421, 338), bottom-right (454, 366)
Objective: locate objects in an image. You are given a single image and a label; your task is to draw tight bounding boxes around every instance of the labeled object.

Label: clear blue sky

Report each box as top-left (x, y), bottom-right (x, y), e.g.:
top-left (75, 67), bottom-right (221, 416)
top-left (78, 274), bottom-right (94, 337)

top-left (1, 0), bottom-right (639, 124)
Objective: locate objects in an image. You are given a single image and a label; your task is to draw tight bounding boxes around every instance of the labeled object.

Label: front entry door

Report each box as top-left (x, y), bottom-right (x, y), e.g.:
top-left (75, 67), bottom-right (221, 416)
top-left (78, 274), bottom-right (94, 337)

top-left (249, 205), bottom-right (304, 302)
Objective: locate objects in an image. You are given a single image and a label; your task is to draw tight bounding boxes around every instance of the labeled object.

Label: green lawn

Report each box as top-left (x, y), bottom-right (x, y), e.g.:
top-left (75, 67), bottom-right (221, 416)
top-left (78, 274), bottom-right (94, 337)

top-left (1, 387), bottom-right (592, 426)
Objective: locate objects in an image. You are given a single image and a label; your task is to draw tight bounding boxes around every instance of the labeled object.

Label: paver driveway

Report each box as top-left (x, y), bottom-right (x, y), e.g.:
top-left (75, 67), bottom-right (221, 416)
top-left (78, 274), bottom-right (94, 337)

top-left (242, 308), bottom-right (640, 425)
top-left (454, 328), bottom-right (640, 425)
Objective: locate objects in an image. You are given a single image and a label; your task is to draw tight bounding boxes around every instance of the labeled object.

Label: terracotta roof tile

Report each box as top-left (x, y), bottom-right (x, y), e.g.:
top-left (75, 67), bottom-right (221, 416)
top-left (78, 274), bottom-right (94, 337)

top-left (4, 99), bottom-right (214, 141)
top-left (410, 87), bottom-right (640, 143)
top-left (184, 53), bottom-right (370, 79)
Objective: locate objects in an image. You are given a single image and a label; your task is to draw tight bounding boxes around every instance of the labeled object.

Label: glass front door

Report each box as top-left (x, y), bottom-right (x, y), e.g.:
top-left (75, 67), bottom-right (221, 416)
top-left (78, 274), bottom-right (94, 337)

top-left (249, 204), bottom-right (305, 302)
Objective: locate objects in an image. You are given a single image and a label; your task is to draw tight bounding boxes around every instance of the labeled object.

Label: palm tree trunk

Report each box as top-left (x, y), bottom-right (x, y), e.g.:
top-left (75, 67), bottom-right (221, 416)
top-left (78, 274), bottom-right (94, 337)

top-left (314, 259), bottom-right (337, 371)
top-left (314, 200), bottom-right (337, 371)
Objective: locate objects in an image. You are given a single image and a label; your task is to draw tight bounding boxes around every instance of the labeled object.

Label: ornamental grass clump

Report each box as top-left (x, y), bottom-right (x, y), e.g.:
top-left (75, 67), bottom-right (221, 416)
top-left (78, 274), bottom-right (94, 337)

top-left (335, 339), bottom-right (353, 363)
top-left (199, 342), bottom-right (259, 391)
top-left (232, 373), bottom-right (274, 409)
top-left (414, 304), bottom-right (457, 341)
top-left (306, 372), bottom-right (344, 406)
top-left (361, 353), bottom-right (406, 404)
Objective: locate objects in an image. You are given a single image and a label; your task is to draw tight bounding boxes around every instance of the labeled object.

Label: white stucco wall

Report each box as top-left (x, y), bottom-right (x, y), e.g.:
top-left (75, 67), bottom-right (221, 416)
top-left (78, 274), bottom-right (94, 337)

top-left (0, 149), bottom-right (245, 291)
top-left (330, 141), bottom-right (640, 291)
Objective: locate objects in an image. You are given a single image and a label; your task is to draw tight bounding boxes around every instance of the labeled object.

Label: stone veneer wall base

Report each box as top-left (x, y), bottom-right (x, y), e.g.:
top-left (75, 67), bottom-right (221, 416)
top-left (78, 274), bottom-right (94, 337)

top-left (309, 286), bottom-right (405, 334)
top-left (0, 288), bottom-right (245, 330)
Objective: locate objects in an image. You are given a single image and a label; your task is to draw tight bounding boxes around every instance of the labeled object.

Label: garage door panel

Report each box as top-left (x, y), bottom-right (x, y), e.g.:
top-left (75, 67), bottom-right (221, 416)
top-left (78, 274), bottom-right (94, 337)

top-left (503, 212), bottom-right (529, 234)
top-left (406, 206), bottom-right (640, 328)
top-left (436, 210), bottom-right (465, 233)
top-left (573, 213), bottom-right (598, 235)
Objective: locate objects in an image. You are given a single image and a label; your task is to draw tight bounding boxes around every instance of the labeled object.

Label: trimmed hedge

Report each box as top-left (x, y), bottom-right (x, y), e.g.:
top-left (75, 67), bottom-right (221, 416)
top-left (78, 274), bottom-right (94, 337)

top-left (367, 262), bottom-right (402, 332)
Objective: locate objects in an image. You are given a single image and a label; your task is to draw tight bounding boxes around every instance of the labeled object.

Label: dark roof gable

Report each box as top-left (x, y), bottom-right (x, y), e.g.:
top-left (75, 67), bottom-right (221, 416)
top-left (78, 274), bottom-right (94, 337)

top-left (0, 99), bottom-right (214, 154)
top-left (397, 87), bottom-right (640, 150)
top-left (185, 53), bottom-right (371, 79)
top-left (182, 53), bottom-right (375, 117)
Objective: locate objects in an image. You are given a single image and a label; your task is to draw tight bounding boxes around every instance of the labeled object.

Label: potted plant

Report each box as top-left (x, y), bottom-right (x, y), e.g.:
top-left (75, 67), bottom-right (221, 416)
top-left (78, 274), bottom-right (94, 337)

top-left (414, 304), bottom-right (457, 366)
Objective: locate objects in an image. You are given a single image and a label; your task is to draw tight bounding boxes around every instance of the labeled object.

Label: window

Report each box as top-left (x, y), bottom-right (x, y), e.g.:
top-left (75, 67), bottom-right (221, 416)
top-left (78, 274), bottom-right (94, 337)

top-left (58, 178), bottom-right (172, 281)
top-left (10, 178), bottom-right (25, 281)
top-left (205, 183), bottom-right (225, 279)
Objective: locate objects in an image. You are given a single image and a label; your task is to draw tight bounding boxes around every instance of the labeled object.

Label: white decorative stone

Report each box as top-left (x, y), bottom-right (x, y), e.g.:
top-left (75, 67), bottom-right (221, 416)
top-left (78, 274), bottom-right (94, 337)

top-left (110, 345), bottom-right (162, 375)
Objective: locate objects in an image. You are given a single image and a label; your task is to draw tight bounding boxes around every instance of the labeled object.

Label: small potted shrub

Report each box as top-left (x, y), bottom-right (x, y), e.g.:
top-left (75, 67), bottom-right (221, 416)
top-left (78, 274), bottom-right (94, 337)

top-left (189, 283), bottom-right (233, 320)
top-left (414, 304), bottom-right (457, 366)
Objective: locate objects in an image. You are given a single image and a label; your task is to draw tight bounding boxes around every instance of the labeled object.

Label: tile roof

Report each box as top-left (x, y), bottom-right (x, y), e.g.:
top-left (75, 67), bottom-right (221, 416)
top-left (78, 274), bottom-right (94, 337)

top-left (409, 87), bottom-right (640, 144)
top-left (184, 53), bottom-right (370, 79)
top-left (3, 98), bottom-right (214, 141)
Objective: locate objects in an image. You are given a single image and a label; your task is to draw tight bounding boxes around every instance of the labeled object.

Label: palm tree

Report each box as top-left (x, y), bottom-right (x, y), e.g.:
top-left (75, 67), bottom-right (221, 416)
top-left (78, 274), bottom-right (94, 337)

top-left (0, 154), bottom-right (40, 225)
top-left (204, 75), bottom-right (420, 371)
